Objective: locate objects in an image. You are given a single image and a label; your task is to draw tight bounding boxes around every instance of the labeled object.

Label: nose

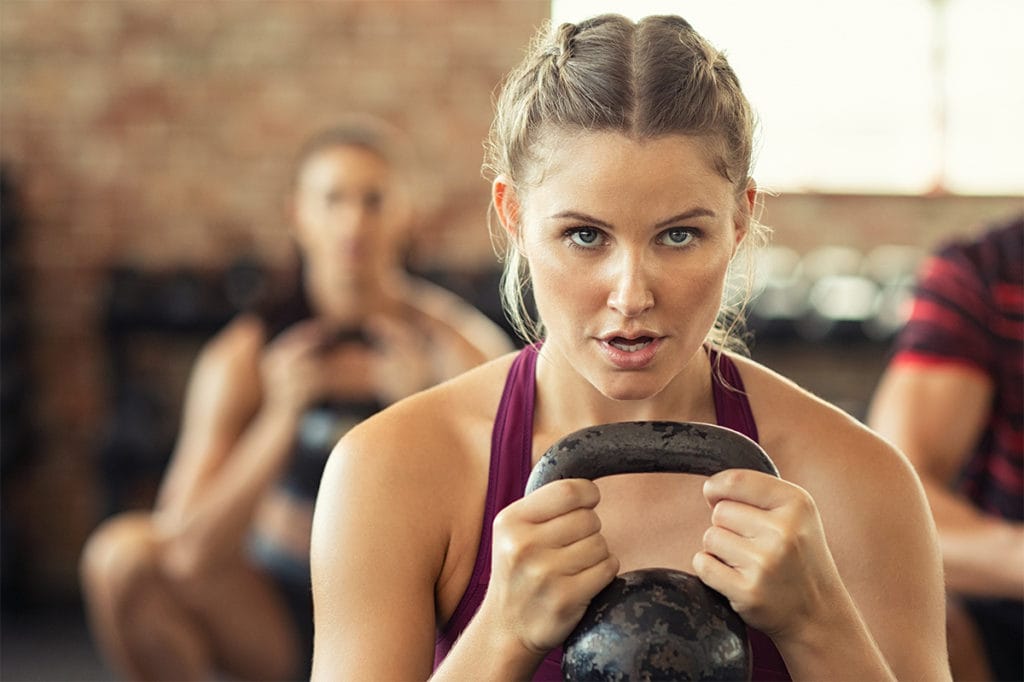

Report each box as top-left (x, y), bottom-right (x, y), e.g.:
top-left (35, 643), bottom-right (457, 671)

top-left (328, 201), bottom-right (376, 248)
top-left (337, 201), bottom-right (371, 232)
top-left (606, 252), bottom-right (654, 317)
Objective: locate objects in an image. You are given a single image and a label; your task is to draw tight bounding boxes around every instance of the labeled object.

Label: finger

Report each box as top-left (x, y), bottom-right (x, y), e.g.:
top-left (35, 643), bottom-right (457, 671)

top-left (270, 320), bottom-right (329, 356)
top-left (547, 532), bottom-right (613, 576)
top-left (709, 499), bottom-right (767, 539)
top-left (515, 479), bottom-right (601, 523)
top-left (691, 550), bottom-right (740, 598)
top-left (562, 552), bottom-right (620, 597)
top-left (703, 468), bottom-right (794, 510)
top-left (701, 524), bottom-right (757, 570)
top-left (533, 506), bottom-right (602, 548)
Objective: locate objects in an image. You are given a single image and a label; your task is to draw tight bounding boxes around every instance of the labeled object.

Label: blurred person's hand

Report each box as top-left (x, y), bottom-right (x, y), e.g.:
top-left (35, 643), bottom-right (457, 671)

top-left (365, 314), bottom-right (434, 404)
top-left (259, 320), bottom-right (333, 419)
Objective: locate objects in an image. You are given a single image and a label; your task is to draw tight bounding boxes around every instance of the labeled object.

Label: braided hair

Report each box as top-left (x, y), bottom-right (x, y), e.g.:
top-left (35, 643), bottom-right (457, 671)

top-left (484, 14), bottom-right (766, 348)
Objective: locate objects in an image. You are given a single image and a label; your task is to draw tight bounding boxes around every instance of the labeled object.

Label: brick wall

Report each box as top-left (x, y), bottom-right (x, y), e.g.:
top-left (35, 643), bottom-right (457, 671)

top-left (1, 0), bottom-right (549, 601)
top-left (1, 0), bottom-right (1021, 601)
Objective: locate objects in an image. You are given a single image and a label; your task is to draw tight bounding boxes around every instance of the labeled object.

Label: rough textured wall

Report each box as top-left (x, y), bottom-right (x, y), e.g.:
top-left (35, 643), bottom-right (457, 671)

top-left (1, 0), bottom-right (549, 600)
top-left (1, 0), bottom-right (1020, 600)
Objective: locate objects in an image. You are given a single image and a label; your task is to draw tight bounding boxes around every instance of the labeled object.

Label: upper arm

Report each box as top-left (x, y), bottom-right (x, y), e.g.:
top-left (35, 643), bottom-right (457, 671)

top-left (413, 280), bottom-right (515, 368)
top-left (816, 418), bottom-right (949, 680)
top-left (867, 361), bottom-right (993, 482)
top-left (747, 364), bottom-right (950, 680)
top-left (310, 415), bottom-right (450, 680)
top-left (156, 316), bottom-right (264, 510)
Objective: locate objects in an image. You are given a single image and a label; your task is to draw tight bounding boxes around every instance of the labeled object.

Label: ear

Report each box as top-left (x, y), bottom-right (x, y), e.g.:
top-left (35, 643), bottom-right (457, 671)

top-left (492, 175), bottom-right (521, 240)
top-left (732, 179), bottom-right (757, 252)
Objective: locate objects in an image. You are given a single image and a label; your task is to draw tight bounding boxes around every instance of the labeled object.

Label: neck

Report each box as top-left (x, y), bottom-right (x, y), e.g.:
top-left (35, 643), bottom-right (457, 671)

top-left (302, 263), bottom-right (409, 327)
top-left (532, 344), bottom-right (716, 439)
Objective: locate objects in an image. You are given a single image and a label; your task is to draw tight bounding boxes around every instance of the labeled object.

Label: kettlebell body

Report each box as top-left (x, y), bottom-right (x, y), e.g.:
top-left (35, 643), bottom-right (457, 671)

top-left (563, 568), bottom-right (749, 681)
top-left (525, 421), bottom-right (779, 682)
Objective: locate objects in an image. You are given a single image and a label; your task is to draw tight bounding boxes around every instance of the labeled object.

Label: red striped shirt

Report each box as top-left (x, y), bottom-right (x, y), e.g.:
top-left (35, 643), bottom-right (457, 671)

top-left (891, 215), bottom-right (1023, 520)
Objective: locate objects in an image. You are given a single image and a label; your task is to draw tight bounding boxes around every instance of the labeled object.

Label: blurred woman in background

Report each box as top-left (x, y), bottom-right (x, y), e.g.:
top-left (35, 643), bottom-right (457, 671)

top-left (78, 117), bottom-right (513, 681)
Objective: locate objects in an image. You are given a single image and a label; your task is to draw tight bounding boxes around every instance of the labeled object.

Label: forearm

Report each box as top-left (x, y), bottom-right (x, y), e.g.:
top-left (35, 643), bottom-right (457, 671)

top-left (430, 608), bottom-right (543, 682)
top-left (777, 592), bottom-right (895, 682)
top-left (156, 407), bottom-right (299, 570)
top-left (923, 479), bottom-right (1024, 598)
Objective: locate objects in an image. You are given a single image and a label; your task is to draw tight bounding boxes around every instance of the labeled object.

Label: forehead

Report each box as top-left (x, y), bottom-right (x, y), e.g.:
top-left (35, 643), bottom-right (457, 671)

top-left (296, 144), bottom-right (391, 190)
top-left (521, 130), bottom-right (734, 213)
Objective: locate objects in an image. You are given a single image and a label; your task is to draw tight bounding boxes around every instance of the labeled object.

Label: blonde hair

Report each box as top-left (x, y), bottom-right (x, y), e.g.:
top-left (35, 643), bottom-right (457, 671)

top-left (484, 14), bottom-right (768, 351)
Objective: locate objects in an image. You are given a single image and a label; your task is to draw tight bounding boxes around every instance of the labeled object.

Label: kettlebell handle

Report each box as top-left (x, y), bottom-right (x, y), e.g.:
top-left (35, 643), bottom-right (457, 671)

top-left (525, 421), bottom-right (778, 494)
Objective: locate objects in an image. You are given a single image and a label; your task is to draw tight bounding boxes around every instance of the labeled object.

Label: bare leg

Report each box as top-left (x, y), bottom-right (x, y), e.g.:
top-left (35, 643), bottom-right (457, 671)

top-left (946, 597), bottom-right (993, 682)
top-left (80, 512), bottom-right (300, 681)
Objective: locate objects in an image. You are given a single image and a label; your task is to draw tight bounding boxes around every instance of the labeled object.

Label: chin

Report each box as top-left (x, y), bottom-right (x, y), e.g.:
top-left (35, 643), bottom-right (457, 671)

top-left (597, 375), bottom-right (667, 404)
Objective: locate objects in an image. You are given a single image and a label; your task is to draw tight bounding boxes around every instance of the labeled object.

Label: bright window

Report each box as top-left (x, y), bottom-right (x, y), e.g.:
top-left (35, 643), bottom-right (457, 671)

top-left (550, 0), bottom-right (1024, 195)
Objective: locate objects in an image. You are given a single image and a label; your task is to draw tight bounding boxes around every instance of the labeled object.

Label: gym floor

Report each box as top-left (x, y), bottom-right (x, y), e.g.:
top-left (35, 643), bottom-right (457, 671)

top-left (1, 603), bottom-right (115, 682)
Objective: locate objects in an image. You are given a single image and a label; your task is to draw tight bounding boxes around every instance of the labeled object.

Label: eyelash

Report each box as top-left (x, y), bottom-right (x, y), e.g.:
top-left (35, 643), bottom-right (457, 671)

top-left (563, 227), bottom-right (699, 251)
top-left (565, 227), bottom-right (604, 250)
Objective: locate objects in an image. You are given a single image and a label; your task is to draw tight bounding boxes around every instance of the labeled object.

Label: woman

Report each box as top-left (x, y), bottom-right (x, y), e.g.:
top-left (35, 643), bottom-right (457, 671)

top-left (79, 118), bottom-right (513, 681)
top-left (311, 16), bottom-right (949, 681)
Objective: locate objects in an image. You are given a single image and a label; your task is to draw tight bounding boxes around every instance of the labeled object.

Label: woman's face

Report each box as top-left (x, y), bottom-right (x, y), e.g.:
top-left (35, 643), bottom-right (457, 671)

top-left (292, 144), bottom-right (407, 287)
top-left (503, 131), bottom-right (750, 402)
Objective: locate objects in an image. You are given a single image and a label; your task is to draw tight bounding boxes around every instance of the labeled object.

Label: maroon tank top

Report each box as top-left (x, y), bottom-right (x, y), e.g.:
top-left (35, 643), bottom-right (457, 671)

top-left (434, 345), bottom-right (791, 681)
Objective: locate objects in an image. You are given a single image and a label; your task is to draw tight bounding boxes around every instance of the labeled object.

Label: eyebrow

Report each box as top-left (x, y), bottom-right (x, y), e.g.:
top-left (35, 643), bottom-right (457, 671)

top-left (548, 208), bottom-right (717, 229)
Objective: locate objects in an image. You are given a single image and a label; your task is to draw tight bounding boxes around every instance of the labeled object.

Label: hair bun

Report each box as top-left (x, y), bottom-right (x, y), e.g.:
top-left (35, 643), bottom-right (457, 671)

top-left (551, 21), bottom-right (580, 68)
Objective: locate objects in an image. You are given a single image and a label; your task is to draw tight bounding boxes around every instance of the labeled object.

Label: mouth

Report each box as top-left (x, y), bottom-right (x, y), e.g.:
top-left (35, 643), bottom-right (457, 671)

top-left (598, 333), bottom-right (664, 370)
top-left (607, 336), bottom-right (655, 352)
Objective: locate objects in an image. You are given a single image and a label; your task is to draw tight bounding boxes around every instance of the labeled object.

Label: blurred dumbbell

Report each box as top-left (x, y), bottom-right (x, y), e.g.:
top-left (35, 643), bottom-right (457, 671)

top-left (748, 246), bottom-right (809, 340)
top-left (797, 274), bottom-right (881, 342)
top-left (860, 245), bottom-right (925, 341)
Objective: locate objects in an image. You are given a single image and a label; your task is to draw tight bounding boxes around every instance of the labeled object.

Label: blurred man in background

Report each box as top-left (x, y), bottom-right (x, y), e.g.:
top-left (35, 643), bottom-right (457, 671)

top-left (869, 214), bottom-right (1023, 681)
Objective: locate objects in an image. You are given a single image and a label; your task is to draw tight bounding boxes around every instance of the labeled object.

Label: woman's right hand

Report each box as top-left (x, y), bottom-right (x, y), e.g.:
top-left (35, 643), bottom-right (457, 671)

top-left (484, 478), bottom-right (620, 657)
top-left (258, 320), bottom-right (331, 420)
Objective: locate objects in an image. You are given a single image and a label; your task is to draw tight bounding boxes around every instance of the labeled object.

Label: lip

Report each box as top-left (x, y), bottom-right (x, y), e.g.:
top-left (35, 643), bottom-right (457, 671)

top-left (597, 332), bottom-right (664, 370)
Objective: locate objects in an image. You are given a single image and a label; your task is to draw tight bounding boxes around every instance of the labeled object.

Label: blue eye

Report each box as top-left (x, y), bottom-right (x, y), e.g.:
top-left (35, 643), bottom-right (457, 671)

top-left (568, 228), bottom-right (602, 248)
top-left (660, 228), bottom-right (695, 247)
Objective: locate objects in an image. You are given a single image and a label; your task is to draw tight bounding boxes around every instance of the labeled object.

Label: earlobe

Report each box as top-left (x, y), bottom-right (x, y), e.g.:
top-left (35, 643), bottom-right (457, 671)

top-left (492, 175), bottom-right (520, 239)
top-left (744, 180), bottom-right (757, 215)
top-left (738, 180), bottom-right (758, 245)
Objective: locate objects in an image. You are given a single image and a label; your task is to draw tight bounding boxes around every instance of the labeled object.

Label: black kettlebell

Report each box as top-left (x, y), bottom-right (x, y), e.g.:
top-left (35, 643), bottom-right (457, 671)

top-left (525, 421), bottom-right (780, 682)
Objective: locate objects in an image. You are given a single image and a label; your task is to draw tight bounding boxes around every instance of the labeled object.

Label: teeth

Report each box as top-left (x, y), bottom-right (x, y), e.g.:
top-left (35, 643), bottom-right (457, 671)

top-left (610, 338), bottom-right (651, 352)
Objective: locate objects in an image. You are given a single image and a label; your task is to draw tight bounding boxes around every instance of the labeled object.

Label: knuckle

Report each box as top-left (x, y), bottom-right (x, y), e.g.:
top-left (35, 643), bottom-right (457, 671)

top-left (719, 468), bottom-right (746, 487)
top-left (710, 501), bottom-right (726, 525)
top-left (584, 533), bottom-right (610, 560)
top-left (493, 506), bottom-right (516, 530)
top-left (563, 478), bottom-right (597, 505)
top-left (702, 525), bottom-right (718, 550)
top-left (581, 509), bottom-right (602, 535)
top-left (521, 559), bottom-right (548, 586)
top-left (788, 484), bottom-right (816, 515)
top-left (599, 555), bottom-right (620, 583)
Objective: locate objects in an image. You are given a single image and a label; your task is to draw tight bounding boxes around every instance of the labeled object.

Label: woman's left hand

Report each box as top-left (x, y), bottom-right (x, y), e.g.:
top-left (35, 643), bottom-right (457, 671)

top-left (692, 469), bottom-right (845, 641)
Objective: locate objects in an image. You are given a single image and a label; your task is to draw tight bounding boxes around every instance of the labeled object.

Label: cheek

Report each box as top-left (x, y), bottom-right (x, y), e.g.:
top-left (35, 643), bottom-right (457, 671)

top-left (527, 252), bottom-right (598, 322)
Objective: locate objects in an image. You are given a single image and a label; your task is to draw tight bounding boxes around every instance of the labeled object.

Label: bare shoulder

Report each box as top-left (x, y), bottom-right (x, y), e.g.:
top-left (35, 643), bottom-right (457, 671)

top-left (326, 351), bottom-right (517, 492)
top-left (195, 313), bottom-right (265, 378)
top-left (726, 353), bottom-right (921, 500)
top-left (314, 352), bottom-right (516, 602)
top-left (183, 311), bottom-right (266, 419)
top-left (406, 276), bottom-right (514, 356)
